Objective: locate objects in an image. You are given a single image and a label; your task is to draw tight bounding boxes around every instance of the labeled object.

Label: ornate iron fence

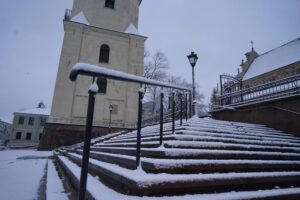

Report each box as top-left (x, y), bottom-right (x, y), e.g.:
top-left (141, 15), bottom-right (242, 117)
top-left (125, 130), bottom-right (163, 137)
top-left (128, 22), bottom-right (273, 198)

top-left (216, 74), bottom-right (300, 108)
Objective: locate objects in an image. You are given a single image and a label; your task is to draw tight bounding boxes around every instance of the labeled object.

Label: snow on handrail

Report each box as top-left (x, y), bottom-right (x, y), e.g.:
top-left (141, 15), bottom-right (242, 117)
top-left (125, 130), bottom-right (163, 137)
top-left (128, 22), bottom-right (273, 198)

top-left (70, 63), bottom-right (191, 91)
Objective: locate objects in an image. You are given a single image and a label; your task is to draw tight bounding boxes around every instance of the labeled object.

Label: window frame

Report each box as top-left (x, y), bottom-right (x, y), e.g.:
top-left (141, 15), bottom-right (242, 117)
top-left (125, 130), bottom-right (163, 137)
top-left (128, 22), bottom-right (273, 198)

top-left (96, 77), bottom-right (107, 94)
top-left (105, 0), bottom-right (115, 9)
top-left (99, 44), bottom-right (110, 64)
top-left (28, 117), bottom-right (35, 126)
top-left (16, 132), bottom-right (22, 140)
top-left (18, 116), bottom-right (25, 125)
top-left (26, 132), bottom-right (32, 140)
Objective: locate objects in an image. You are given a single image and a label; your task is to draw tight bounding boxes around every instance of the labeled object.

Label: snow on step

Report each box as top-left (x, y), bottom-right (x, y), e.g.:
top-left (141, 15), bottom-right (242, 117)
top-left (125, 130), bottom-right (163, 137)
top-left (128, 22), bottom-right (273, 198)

top-left (184, 126), bottom-right (300, 141)
top-left (66, 153), bottom-right (300, 187)
top-left (164, 140), bottom-right (300, 152)
top-left (178, 130), bottom-right (300, 145)
top-left (46, 160), bottom-right (69, 200)
top-left (174, 132), bottom-right (300, 147)
top-left (57, 155), bottom-right (300, 200)
top-left (160, 148), bottom-right (300, 158)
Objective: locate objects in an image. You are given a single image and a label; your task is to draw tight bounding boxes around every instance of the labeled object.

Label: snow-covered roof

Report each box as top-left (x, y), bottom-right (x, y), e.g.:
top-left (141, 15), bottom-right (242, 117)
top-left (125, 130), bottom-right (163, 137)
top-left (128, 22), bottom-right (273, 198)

top-left (243, 38), bottom-right (300, 81)
top-left (124, 23), bottom-right (140, 35)
top-left (71, 11), bottom-right (90, 25)
top-left (15, 108), bottom-right (50, 116)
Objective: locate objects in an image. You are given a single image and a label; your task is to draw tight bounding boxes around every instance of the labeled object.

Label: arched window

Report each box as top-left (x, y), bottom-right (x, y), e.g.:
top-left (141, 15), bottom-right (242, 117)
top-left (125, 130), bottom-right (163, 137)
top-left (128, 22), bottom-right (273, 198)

top-left (99, 44), bottom-right (110, 63)
top-left (97, 77), bottom-right (107, 94)
top-left (105, 0), bottom-right (115, 9)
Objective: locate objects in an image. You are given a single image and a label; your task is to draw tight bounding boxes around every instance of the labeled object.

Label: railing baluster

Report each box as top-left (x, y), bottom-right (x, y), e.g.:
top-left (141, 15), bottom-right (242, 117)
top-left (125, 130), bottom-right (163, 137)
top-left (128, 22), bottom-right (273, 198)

top-left (172, 92), bottom-right (175, 133)
top-left (159, 91), bottom-right (164, 146)
top-left (185, 93), bottom-right (188, 121)
top-left (136, 89), bottom-right (143, 168)
top-left (180, 93), bottom-right (183, 126)
top-left (79, 83), bottom-right (96, 200)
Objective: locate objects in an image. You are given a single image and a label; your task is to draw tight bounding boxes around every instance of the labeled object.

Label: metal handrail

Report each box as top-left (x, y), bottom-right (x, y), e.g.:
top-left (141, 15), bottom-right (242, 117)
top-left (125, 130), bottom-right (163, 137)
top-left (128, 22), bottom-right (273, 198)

top-left (70, 63), bottom-right (191, 91)
top-left (69, 62), bottom-right (192, 200)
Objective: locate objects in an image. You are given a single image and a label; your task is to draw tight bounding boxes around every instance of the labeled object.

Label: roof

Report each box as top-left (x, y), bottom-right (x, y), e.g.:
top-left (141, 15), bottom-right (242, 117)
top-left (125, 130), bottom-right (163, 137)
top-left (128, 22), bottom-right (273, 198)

top-left (243, 38), bottom-right (300, 81)
top-left (71, 11), bottom-right (90, 25)
top-left (15, 108), bottom-right (50, 116)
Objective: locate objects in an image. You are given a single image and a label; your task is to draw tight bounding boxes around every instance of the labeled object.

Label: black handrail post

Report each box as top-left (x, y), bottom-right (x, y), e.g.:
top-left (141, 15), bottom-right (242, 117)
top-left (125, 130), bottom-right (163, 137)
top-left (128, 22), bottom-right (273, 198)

top-left (179, 93), bottom-right (183, 126)
top-left (185, 93), bottom-right (188, 121)
top-left (159, 91), bottom-right (164, 146)
top-left (136, 89), bottom-right (143, 168)
top-left (172, 91), bottom-right (175, 133)
top-left (79, 88), bottom-right (96, 200)
top-left (189, 91), bottom-right (192, 118)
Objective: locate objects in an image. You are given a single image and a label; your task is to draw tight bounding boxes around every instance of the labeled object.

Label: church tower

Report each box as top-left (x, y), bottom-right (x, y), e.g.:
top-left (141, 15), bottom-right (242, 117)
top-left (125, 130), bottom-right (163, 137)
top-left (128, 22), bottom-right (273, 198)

top-left (40, 0), bottom-right (146, 150)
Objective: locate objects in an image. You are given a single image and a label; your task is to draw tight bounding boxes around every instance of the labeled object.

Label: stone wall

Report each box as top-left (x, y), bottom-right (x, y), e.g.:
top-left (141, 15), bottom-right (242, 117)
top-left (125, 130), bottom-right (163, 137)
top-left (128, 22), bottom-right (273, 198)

top-left (38, 123), bottom-right (130, 150)
top-left (212, 95), bottom-right (300, 137)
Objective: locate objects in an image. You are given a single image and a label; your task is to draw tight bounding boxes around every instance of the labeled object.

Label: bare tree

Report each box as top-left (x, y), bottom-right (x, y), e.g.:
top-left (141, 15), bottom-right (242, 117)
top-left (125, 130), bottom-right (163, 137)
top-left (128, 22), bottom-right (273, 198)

top-left (143, 50), bottom-right (169, 115)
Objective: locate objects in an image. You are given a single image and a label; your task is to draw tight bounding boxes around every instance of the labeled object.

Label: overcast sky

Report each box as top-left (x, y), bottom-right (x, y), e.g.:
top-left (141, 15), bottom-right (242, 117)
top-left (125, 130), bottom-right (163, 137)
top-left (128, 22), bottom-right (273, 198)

top-left (0, 0), bottom-right (300, 122)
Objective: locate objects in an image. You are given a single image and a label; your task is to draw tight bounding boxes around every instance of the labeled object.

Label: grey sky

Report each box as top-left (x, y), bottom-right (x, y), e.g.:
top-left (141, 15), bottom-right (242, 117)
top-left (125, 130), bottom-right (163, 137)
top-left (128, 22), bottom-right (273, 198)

top-left (0, 0), bottom-right (300, 122)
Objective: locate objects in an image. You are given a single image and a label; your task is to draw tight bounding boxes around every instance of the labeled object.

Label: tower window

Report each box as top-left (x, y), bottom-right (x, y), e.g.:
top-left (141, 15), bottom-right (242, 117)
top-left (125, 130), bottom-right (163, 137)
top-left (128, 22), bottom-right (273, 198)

top-left (105, 0), bottom-right (115, 9)
top-left (97, 77), bottom-right (107, 94)
top-left (99, 44), bottom-right (110, 63)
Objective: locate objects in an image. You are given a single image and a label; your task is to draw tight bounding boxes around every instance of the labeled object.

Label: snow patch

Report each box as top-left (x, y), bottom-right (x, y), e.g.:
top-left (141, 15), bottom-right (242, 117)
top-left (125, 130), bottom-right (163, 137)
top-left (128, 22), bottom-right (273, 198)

top-left (71, 11), bottom-right (90, 25)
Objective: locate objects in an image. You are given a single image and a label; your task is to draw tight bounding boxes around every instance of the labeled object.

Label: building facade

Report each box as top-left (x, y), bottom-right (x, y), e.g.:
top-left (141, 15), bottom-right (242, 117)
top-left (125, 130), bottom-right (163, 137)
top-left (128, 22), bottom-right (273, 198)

top-left (0, 120), bottom-right (12, 144)
top-left (40, 0), bottom-right (146, 149)
top-left (10, 103), bottom-right (49, 144)
top-left (238, 38), bottom-right (300, 87)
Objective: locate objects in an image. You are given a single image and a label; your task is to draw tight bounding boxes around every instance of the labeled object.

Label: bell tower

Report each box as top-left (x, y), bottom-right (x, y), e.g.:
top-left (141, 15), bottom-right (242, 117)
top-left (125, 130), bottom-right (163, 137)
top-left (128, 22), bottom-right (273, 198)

top-left (40, 0), bottom-right (146, 150)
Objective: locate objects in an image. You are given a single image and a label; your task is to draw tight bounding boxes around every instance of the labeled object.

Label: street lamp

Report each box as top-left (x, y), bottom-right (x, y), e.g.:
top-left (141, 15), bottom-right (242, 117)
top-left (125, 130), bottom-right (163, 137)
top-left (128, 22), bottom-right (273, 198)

top-left (187, 51), bottom-right (198, 115)
top-left (109, 104), bottom-right (113, 133)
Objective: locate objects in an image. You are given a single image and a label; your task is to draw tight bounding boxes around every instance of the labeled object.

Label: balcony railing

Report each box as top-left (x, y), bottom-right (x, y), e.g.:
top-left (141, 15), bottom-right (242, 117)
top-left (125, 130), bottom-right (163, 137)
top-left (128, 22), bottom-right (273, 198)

top-left (214, 74), bottom-right (300, 108)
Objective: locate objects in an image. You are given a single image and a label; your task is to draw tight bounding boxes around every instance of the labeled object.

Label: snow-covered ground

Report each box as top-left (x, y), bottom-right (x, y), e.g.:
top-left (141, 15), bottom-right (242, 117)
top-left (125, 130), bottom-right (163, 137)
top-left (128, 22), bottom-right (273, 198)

top-left (0, 150), bottom-right (67, 200)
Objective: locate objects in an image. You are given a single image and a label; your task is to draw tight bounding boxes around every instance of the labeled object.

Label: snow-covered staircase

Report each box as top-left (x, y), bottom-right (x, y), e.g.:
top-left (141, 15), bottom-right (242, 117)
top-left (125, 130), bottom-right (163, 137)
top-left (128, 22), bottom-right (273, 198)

top-left (54, 117), bottom-right (300, 199)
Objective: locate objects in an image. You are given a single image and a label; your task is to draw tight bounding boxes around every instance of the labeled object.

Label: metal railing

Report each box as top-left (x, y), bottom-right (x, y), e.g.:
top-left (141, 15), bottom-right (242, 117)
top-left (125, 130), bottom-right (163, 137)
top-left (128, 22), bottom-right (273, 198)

top-left (69, 62), bottom-right (192, 200)
top-left (216, 74), bottom-right (300, 108)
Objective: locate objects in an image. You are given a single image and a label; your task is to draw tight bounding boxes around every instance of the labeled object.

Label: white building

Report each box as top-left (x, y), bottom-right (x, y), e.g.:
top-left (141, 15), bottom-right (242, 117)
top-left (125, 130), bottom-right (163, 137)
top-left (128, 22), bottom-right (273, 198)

top-left (11, 102), bottom-right (50, 145)
top-left (0, 119), bottom-right (12, 145)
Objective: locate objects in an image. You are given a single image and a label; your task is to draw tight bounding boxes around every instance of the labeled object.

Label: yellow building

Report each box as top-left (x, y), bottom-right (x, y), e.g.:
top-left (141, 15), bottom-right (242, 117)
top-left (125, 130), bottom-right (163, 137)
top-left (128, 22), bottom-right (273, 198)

top-left (238, 38), bottom-right (300, 88)
top-left (40, 0), bottom-right (146, 150)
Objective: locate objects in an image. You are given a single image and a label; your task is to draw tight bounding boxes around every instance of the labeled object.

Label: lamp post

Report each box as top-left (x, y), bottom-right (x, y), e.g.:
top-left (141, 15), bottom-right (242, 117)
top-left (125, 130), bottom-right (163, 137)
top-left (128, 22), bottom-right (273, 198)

top-left (109, 104), bottom-right (113, 133)
top-left (187, 51), bottom-right (198, 115)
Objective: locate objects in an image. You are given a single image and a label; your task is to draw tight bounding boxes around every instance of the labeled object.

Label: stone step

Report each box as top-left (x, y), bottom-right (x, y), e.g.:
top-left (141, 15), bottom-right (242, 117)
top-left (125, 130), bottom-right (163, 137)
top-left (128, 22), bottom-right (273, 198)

top-left (175, 130), bottom-right (300, 145)
top-left (95, 141), bottom-right (160, 148)
top-left (105, 133), bottom-right (174, 144)
top-left (104, 133), bottom-right (300, 150)
top-left (64, 149), bottom-right (300, 174)
top-left (89, 147), bottom-right (300, 160)
top-left (56, 153), bottom-right (300, 196)
top-left (163, 141), bottom-right (300, 153)
top-left (184, 126), bottom-right (300, 141)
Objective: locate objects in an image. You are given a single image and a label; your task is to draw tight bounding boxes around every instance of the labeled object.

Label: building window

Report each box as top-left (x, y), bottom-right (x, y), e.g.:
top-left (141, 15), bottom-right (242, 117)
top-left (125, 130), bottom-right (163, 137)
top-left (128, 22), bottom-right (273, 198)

top-left (26, 132), bottom-right (32, 140)
top-left (296, 68), bottom-right (300, 74)
top-left (99, 44), bottom-right (110, 63)
top-left (105, 0), bottom-right (115, 9)
top-left (97, 77), bottom-right (107, 94)
top-left (16, 132), bottom-right (22, 140)
top-left (28, 117), bottom-right (35, 126)
top-left (40, 118), bottom-right (46, 126)
top-left (39, 133), bottom-right (42, 140)
top-left (18, 116), bottom-right (25, 125)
